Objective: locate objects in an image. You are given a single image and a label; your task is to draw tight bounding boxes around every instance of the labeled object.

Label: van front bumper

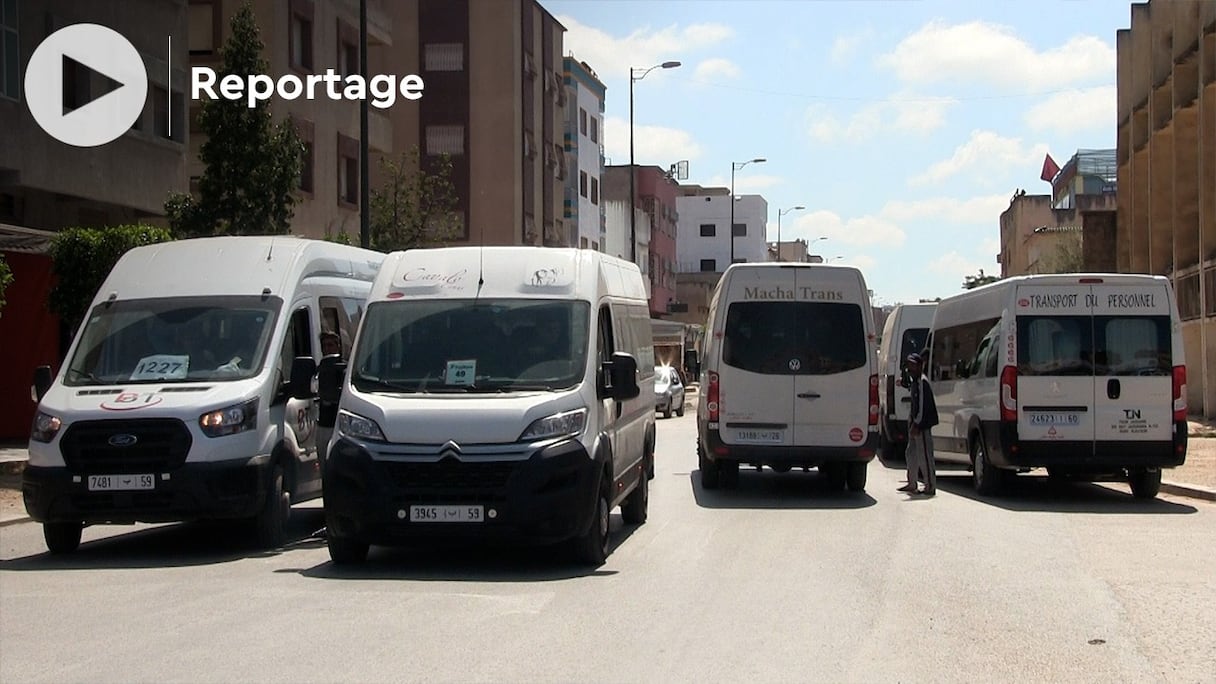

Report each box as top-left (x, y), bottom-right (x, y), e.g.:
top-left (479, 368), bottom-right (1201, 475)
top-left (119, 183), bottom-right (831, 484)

top-left (699, 425), bottom-right (878, 466)
top-left (21, 457), bottom-right (272, 525)
top-left (323, 437), bottom-right (599, 547)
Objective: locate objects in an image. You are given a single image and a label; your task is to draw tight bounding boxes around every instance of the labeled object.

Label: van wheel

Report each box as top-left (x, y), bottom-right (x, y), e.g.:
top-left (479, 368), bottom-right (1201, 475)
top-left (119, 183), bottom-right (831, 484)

top-left (254, 464), bottom-right (290, 549)
top-left (846, 461), bottom-right (868, 492)
top-left (1129, 469), bottom-right (1161, 500)
top-left (43, 521), bottom-right (83, 555)
top-left (571, 478), bottom-right (611, 566)
top-left (621, 466), bottom-right (648, 525)
top-left (971, 437), bottom-right (1003, 496)
top-left (327, 532), bottom-right (369, 565)
top-left (821, 463), bottom-right (846, 490)
top-left (720, 460), bottom-right (740, 489)
top-left (699, 442), bottom-right (720, 490)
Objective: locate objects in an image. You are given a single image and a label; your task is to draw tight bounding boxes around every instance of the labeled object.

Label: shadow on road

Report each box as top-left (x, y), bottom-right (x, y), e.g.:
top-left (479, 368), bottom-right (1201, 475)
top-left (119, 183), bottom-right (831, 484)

top-left (689, 469), bottom-right (878, 510)
top-left (0, 508), bottom-right (326, 570)
top-left (935, 474), bottom-right (1199, 514)
top-left (291, 515), bottom-right (636, 582)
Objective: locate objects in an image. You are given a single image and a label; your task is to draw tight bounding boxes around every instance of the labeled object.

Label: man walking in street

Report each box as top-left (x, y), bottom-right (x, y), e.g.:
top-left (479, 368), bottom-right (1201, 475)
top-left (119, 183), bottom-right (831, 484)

top-left (898, 352), bottom-right (938, 496)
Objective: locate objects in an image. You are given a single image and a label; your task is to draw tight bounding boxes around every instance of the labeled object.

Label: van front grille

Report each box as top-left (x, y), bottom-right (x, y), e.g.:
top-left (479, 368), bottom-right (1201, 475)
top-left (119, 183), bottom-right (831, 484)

top-left (60, 419), bottom-right (192, 474)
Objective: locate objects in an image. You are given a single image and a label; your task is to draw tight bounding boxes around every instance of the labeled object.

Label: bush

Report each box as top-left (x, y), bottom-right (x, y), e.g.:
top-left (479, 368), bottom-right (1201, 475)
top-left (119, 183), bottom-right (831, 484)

top-left (48, 225), bottom-right (174, 330)
top-left (0, 252), bottom-right (12, 317)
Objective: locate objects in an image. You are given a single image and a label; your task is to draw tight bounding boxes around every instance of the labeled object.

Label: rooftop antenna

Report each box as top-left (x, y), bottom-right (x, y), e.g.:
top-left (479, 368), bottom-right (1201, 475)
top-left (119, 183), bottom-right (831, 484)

top-left (476, 210), bottom-right (485, 300)
top-left (265, 236), bottom-right (274, 262)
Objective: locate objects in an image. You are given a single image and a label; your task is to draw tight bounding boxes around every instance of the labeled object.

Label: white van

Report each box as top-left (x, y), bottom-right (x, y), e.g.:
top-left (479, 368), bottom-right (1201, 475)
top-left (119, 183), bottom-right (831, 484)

top-left (25, 236), bottom-right (385, 553)
top-left (877, 303), bottom-right (936, 459)
top-left (319, 247), bottom-right (655, 566)
top-left (927, 273), bottom-right (1188, 498)
top-left (696, 263), bottom-right (879, 491)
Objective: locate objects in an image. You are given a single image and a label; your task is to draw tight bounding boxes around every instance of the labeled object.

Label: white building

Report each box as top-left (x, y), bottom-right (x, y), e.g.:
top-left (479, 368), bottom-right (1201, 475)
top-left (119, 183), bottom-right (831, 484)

top-left (563, 58), bottom-right (607, 250)
top-left (675, 186), bottom-right (769, 272)
top-left (603, 199), bottom-right (652, 297)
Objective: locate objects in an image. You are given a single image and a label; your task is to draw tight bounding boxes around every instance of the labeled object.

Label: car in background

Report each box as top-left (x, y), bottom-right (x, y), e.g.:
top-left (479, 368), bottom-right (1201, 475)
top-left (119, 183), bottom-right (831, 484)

top-left (655, 365), bottom-right (686, 418)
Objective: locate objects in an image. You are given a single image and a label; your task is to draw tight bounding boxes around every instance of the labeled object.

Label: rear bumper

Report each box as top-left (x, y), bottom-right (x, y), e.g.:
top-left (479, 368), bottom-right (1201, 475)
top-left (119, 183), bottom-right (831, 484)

top-left (699, 424), bottom-right (877, 466)
top-left (984, 421), bottom-right (1187, 471)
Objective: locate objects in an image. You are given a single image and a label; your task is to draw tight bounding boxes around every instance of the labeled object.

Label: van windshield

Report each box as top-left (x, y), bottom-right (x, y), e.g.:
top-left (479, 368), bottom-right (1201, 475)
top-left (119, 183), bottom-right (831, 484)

top-left (1016, 315), bottom-right (1171, 377)
top-left (64, 296), bottom-right (281, 385)
top-left (352, 299), bottom-right (591, 392)
top-left (723, 302), bottom-right (867, 375)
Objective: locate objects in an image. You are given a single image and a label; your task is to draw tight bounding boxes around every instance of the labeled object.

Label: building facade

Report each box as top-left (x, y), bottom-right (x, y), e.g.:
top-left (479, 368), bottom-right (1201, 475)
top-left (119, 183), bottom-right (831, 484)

top-left (563, 57), bottom-right (605, 250)
top-left (1117, 0), bottom-right (1215, 417)
top-left (603, 165), bottom-right (679, 316)
top-left (675, 185), bottom-right (769, 273)
top-left (999, 192), bottom-right (1117, 278)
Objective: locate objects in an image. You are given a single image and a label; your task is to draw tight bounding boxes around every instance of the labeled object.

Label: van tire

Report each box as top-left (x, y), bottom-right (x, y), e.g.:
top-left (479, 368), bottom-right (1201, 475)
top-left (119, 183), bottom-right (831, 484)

top-left (254, 464), bottom-right (290, 549)
top-left (699, 441), bottom-right (720, 490)
top-left (846, 461), bottom-right (868, 492)
top-left (621, 466), bottom-right (648, 525)
top-left (1129, 469), bottom-right (1161, 499)
top-left (821, 463), bottom-right (846, 490)
top-left (571, 478), bottom-right (611, 566)
top-left (720, 460), bottom-right (740, 489)
top-left (327, 532), bottom-right (370, 565)
top-left (44, 521), bottom-right (82, 555)
top-left (971, 436), bottom-right (1003, 496)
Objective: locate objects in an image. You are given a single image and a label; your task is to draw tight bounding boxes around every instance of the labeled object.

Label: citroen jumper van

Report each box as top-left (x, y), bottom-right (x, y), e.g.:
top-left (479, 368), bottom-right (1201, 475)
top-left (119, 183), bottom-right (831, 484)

top-left (320, 247), bottom-right (656, 565)
top-left (25, 236), bottom-right (385, 553)
top-left (927, 273), bottom-right (1187, 498)
top-left (696, 263), bottom-right (879, 491)
top-left (877, 303), bottom-right (936, 459)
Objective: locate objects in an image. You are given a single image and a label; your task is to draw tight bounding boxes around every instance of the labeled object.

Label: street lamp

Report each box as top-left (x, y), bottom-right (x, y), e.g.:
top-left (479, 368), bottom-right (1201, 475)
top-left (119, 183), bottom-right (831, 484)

top-left (775, 205), bottom-right (805, 262)
top-left (729, 158), bottom-right (766, 266)
top-left (630, 60), bottom-right (681, 264)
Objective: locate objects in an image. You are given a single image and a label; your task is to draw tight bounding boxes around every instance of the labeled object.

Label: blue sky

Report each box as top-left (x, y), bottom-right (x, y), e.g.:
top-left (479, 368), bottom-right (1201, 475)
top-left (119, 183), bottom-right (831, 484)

top-left (544, 0), bottom-right (1133, 304)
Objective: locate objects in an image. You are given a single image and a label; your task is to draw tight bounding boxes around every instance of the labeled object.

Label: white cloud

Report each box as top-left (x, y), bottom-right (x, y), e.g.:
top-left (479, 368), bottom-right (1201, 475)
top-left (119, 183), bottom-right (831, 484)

top-left (909, 130), bottom-right (1048, 186)
top-left (929, 251), bottom-right (985, 279)
top-left (557, 15), bottom-right (733, 81)
top-left (705, 174), bottom-right (785, 193)
top-left (880, 20), bottom-right (1115, 91)
top-left (1025, 85), bottom-right (1116, 134)
top-left (830, 28), bottom-right (875, 65)
top-left (788, 210), bottom-right (906, 248)
top-left (603, 116), bottom-right (703, 166)
top-left (881, 193), bottom-right (1011, 225)
top-left (807, 93), bottom-right (956, 143)
top-left (845, 254), bottom-right (878, 271)
top-left (693, 57), bottom-right (741, 81)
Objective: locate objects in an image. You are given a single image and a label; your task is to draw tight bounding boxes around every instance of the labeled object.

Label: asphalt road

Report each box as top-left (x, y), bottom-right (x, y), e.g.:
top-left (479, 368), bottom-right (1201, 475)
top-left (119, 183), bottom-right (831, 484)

top-left (2, 412), bottom-right (1214, 683)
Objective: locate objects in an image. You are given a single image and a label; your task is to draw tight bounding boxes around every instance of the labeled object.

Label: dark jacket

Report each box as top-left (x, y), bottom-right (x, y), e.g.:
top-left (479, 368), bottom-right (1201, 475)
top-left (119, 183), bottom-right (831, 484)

top-left (908, 373), bottom-right (939, 430)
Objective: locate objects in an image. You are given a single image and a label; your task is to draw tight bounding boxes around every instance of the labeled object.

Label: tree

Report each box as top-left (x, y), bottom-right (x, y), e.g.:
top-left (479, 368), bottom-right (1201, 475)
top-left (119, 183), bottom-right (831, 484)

top-left (369, 147), bottom-right (463, 251)
top-left (0, 253), bottom-right (12, 318)
top-left (165, 1), bottom-right (301, 237)
top-left (48, 225), bottom-right (174, 332)
top-left (963, 269), bottom-right (1000, 290)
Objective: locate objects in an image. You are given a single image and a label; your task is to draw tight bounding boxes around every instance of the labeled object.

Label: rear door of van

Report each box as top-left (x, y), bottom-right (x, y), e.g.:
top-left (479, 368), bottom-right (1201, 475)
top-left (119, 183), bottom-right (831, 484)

top-left (1014, 283), bottom-right (1096, 448)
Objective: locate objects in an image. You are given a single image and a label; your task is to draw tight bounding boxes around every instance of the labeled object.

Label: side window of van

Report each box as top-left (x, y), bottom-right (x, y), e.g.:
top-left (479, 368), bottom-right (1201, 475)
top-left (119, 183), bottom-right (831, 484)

top-left (278, 307), bottom-right (313, 394)
top-left (932, 317), bottom-right (999, 381)
top-left (597, 305), bottom-right (615, 392)
top-left (320, 296), bottom-right (359, 358)
top-left (968, 337), bottom-right (991, 378)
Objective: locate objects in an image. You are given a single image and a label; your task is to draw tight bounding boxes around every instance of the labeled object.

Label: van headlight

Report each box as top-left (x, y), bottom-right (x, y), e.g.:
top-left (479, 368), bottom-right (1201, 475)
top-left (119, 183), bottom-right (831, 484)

top-left (31, 411), bottom-right (63, 443)
top-left (199, 398), bottom-right (259, 437)
top-left (337, 411), bottom-right (387, 442)
top-left (520, 408), bottom-right (587, 442)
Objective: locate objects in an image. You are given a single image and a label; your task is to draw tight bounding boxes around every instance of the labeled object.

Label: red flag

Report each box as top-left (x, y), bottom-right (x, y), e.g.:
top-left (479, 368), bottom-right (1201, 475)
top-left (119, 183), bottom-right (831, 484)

top-left (1040, 153), bottom-right (1060, 182)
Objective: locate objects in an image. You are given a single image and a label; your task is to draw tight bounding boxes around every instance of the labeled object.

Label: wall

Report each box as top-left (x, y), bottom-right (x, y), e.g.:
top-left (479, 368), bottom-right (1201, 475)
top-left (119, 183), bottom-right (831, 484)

top-left (0, 251), bottom-right (62, 442)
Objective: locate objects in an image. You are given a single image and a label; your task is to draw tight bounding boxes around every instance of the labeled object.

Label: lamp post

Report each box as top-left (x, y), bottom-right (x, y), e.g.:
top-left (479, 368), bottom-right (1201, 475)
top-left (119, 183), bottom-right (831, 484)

top-left (358, 0), bottom-right (369, 248)
top-left (729, 158), bottom-right (766, 266)
top-left (630, 61), bottom-right (681, 265)
top-left (775, 205), bottom-right (805, 262)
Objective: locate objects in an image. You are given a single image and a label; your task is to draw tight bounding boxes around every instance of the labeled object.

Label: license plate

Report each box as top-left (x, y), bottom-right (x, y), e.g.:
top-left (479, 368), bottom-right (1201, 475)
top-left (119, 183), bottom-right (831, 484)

top-left (88, 474), bottom-right (155, 491)
top-left (1028, 413), bottom-right (1080, 426)
top-left (735, 430), bottom-right (783, 444)
top-left (410, 505), bottom-right (484, 523)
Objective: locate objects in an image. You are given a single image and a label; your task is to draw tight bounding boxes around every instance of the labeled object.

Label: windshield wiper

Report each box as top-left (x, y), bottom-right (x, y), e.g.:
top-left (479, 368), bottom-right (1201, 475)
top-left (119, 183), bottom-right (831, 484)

top-left (65, 367), bottom-right (107, 384)
top-left (353, 376), bottom-right (418, 393)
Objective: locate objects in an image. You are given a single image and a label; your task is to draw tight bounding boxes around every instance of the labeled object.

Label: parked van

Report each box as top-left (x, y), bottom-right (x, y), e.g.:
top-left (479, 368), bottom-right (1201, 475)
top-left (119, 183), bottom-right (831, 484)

top-left (877, 303), bottom-right (937, 459)
top-left (25, 236), bottom-right (385, 553)
top-left (319, 247), bottom-right (655, 565)
top-left (696, 263), bottom-right (879, 491)
top-left (926, 273), bottom-right (1187, 498)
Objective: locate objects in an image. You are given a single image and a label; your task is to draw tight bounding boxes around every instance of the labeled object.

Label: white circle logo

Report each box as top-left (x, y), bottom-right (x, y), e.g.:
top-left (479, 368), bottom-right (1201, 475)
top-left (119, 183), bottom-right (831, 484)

top-left (24, 24), bottom-right (148, 147)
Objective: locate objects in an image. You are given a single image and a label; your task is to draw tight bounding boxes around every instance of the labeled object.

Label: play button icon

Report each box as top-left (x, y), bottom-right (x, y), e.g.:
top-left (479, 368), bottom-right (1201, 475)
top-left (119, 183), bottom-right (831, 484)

top-left (25, 24), bottom-right (148, 148)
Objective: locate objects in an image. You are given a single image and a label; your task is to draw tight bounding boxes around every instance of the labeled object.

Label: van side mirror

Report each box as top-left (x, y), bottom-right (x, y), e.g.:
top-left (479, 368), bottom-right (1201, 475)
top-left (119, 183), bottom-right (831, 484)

top-left (607, 352), bottom-right (640, 400)
top-left (32, 365), bottom-right (53, 403)
top-left (288, 356), bottom-right (317, 399)
top-left (317, 356), bottom-right (347, 405)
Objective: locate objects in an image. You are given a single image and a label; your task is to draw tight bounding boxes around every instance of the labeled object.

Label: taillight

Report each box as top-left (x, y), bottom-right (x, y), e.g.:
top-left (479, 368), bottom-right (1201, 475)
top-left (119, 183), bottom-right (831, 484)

top-left (1000, 365), bottom-right (1018, 422)
top-left (868, 374), bottom-right (879, 426)
top-left (707, 371), bottom-right (720, 422)
top-left (1173, 365), bottom-right (1187, 422)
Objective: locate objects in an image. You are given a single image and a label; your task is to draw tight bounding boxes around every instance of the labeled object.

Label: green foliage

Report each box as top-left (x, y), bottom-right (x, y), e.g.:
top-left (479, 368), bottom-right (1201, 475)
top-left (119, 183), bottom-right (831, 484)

top-left (1039, 234), bottom-right (1084, 274)
top-left (963, 269), bottom-right (1000, 290)
top-left (369, 147), bottom-right (463, 251)
top-left (166, 1), bottom-right (301, 237)
top-left (0, 252), bottom-right (12, 316)
top-left (48, 225), bottom-right (174, 330)
top-left (324, 229), bottom-right (355, 245)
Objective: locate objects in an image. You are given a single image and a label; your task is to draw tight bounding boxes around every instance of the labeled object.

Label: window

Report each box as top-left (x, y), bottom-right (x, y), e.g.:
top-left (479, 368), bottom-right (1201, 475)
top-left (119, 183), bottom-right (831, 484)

top-left (425, 43), bottom-right (463, 71)
top-left (700, 259), bottom-right (716, 272)
top-left (1177, 273), bottom-right (1200, 320)
top-left (278, 307), bottom-right (313, 396)
top-left (320, 296), bottom-right (363, 359)
top-left (337, 22), bottom-right (358, 78)
top-left (699, 223), bottom-right (715, 237)
top-left (590, 116), bottom-right (598, 143)
top-left (293, 118), bottom-right (315, 193)
top-left (899, 328), bottom-right (929, 377)
top-left (579, 171), bottom-right (588, 198)
top-left (580, 237), bottom-right (588, 249)
top-left (426, 125), bottom-right (464, 155)
top-left (1095, 316), bottom-right (1171, 376)
top-left (337, 134), bottom-right (358, 206)
top-left (723, 302), bottom-right (867, 375)
top-left (732, 223), bottom-right (747, 237)
top-left (590, 177), bottom-right (599, 205)
top-left (151, 86), bottom-right (184, 142)
top-left (188, 0), bottom-right (218, 56)
top-left (932, 317), bottom-right (1000, 380)
top-left (1, 0), bottom-right (18, 99)
top-left (579, 108), bottom-right (587, 135)
top-left (289, 3), bottom-right (314, 72)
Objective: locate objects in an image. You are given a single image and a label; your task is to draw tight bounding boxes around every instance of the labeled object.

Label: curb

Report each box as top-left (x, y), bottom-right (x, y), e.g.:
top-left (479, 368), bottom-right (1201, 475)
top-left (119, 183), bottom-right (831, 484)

top-left (1160, 481), bottom-right (1216, 502)
top-left (0, 514), bottom-right (32, 528)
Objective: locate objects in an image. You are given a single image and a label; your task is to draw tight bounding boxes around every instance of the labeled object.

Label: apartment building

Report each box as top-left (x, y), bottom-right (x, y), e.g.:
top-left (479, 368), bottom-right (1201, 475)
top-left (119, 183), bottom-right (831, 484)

top-left (386, 0), bottom-right (566, 247)
top-left (603, 164), bottom-right (680, 316)
top-left (0, 0), bottom-right (190, 440)
top-left (999, 191), bottom-right (1116, 278)
top-left (563, 57), bottom-right (605, 250)
top-left (675, 184), bottom-right (769, 273)
top-left (1117, 0), bottom-right (1215, 417)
